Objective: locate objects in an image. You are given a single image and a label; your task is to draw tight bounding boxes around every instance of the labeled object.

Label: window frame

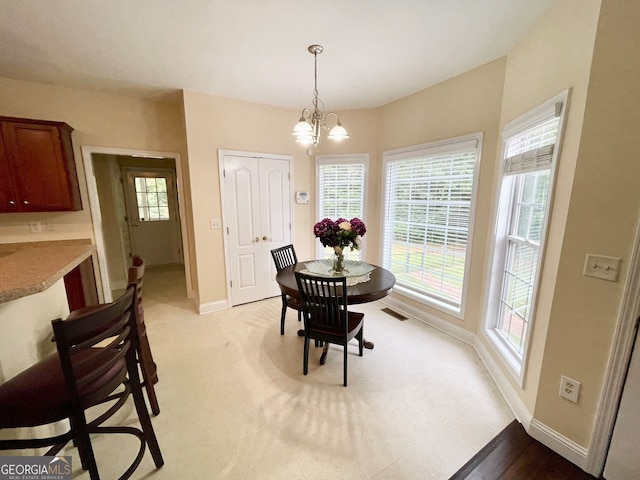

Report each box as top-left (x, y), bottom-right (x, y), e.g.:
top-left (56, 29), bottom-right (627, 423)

top-left (315, 154), bottom-right (369, 260)
top-left (380, 133), bottom-right (483, 318)
top-left (483, 89), bottom-right (570, 385)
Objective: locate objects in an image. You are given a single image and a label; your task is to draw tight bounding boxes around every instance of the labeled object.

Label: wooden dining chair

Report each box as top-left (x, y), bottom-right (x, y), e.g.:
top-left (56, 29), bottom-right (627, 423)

top-left (294, 272), bottom-right (365, 386)
top-left (128, 255), bottom-right (160, 415)
top-left (0, 284), bottom-right (164, 479)
top-left (270, 244), bottom-right (303, 335)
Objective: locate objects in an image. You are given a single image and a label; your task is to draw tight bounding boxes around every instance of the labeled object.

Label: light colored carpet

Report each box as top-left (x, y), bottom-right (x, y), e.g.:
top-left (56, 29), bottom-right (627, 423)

top-left (70, 264), bottom-right (514, 479)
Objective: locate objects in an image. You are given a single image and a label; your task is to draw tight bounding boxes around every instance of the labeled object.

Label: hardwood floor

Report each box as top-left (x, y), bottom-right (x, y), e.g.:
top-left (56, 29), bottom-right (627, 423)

top-left (450, 420), bottom-right (598, 480)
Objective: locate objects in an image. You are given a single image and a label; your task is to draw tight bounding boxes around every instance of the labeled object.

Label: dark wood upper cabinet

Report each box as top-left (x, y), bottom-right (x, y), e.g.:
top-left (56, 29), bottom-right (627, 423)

top-left (0, 116), bottom-right (82, 213)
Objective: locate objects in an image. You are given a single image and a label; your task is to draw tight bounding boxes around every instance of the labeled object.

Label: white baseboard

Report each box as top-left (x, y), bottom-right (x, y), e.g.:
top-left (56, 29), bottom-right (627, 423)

top-left (198, 299), bottom-right (229, 315)
top-left (380, 295), bottom-right (476, 345)
top-left (474, 337), bottom-right (533, 429)
top-left (528, 419), bottom-right (589, 470)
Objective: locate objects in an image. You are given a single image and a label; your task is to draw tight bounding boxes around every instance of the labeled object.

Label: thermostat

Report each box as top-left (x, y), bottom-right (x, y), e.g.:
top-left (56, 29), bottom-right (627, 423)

top-left (296, 192), bottom-right (310, 204)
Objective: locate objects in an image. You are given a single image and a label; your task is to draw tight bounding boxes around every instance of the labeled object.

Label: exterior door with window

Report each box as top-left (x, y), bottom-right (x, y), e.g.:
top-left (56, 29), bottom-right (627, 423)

top-left (221, 153), bottom-right (292, 306)
top-left (123, 168), bottom-right (182, 266)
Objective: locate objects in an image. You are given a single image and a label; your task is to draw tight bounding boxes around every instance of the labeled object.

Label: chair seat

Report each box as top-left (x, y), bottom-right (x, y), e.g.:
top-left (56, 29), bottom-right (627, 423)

top-left (308, 311), bottom-right (364, 338)
top-left (0, 348), bottom-right (125, 428)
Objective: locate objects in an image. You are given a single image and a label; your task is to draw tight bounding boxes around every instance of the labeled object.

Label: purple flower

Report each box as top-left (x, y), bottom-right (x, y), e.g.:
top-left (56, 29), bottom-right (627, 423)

top-left (313, 217), bottom-right (367, 251)
top-left (350, 217), bottom-right (367, 236)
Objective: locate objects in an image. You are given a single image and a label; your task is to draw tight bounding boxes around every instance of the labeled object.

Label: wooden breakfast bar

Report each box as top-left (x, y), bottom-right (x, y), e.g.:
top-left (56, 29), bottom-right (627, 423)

top-left (0, 241), bottom-right (96, 384)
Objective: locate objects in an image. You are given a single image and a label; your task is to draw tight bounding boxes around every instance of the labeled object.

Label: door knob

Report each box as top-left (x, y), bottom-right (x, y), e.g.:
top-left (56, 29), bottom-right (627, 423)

top-left (262, 236), bottom-right (271, 241)
top-left (254, 237), bottom-right (261, 243)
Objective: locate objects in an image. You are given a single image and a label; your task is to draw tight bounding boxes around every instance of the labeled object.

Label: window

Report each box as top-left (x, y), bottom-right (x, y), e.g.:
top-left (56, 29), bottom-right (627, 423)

top-left (381, 134), bottom-right (482, 316)
top-left (135, 176), bottom-right (170, 221)
top-left (316, 154), bottom-right (368, 260)
top-left (484, 90), bottom-right (569, 381)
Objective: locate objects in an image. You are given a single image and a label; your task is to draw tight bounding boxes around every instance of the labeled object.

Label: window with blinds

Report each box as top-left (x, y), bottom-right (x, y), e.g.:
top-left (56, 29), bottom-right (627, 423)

top-left (484, 90), bottom-right (568, 382)
top-left (316, 155), bottom-right (368, 259)
top-left (381, 134), bottom-right (482, 313)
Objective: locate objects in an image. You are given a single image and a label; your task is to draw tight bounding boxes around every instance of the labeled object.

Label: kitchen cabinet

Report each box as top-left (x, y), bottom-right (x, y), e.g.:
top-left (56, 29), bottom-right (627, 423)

top-left (0, 116), bottom-right (82, 212)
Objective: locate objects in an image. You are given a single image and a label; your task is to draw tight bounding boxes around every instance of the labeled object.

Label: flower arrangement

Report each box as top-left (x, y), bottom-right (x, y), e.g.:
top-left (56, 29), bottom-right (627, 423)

top-left (313, 217), bottom-right (367, 251)
top-left (313, 217), bottom-right (366, 273)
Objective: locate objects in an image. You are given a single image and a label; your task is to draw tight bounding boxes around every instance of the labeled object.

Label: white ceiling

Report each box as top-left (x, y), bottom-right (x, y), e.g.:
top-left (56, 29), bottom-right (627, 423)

top-left (0, 0), bottom-right (555, 110)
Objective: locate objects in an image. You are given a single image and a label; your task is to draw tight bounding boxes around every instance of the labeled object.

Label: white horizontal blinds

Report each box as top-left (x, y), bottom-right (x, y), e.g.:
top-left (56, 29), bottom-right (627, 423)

top-left (318, 161), bottom-right (365, 260)
top-left (503, 145), bottom-right (554, 175)
top-left (503, 116), bottom-right (559, 175)
top-left (383, 145), bottom-right (477, 307)
top-left (318, 163), bottom-right (364, 219)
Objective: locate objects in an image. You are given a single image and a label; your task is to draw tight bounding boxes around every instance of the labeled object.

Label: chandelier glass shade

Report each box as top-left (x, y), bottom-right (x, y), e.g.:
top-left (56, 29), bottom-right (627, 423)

top-left (292, 45), bottom-right (348, 146)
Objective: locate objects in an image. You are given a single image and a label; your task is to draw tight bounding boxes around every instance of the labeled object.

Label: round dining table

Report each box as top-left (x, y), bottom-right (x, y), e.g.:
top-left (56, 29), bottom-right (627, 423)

top-left (275, 260), bottom-right (396, 352)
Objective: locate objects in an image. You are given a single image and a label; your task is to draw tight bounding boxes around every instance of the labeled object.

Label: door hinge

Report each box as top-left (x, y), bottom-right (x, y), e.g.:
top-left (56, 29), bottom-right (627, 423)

top-left (223, 169), bottom-right (226, 178)
top-left (230, 280), bottom-right (232, 288)
top-left (226, 227), bottom-right (229, 235)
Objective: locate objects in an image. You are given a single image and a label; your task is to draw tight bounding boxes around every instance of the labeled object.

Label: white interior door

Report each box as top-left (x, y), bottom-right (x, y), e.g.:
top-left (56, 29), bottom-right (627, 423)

top-left (222, 153), bottom-right (292, 306)
top-left (123, 168), bottom-right (183, 266)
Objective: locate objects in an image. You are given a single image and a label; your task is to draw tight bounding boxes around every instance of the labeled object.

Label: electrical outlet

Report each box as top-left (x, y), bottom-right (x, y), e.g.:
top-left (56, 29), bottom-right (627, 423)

top-left (560, 375), bottom-right (580, 402)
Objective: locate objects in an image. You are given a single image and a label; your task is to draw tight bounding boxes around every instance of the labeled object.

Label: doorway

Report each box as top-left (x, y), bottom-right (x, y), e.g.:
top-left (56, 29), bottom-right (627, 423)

top-left (81, 146), bottom-right (191, 303)
top-left (219, 150), bottom-right (293, 306)
top-left (122, 167), bottom-right (182, 266)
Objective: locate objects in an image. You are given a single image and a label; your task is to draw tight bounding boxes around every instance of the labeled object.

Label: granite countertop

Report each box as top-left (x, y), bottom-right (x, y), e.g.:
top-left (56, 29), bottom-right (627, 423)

top-left (0, 240), bottom-right (96, 304)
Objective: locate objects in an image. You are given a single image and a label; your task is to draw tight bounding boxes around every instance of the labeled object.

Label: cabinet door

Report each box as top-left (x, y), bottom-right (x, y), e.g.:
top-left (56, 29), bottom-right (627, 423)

top-left (0, 130), bottom-right (18, 211)
top-left (1, 121), bottom-right (80, 212)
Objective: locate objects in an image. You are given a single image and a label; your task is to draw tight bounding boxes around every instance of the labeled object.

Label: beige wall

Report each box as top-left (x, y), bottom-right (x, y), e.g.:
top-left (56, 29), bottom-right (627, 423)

top-left (534, 0), bottom-right (640, 447)
top-left (182, 91), bottom-right (307, 307)
top-left (377, 58), bottom-right (507, 332)
top-left (478, 0), bottom-right (602, 431)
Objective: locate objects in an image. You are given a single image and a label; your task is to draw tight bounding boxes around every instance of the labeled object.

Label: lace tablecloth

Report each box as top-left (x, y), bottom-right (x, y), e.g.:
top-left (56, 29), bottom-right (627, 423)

top-left (301, 259), bottom-right (375, 286)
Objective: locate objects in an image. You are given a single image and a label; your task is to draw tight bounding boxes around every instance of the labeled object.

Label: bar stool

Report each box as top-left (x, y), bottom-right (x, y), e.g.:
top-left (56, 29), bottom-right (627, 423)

top-left (128, 255), bottom-right (160, 415)
top-left (0, 284), bottom-right (164, 479)
top-left (63, 255), bottom-right (160, 415)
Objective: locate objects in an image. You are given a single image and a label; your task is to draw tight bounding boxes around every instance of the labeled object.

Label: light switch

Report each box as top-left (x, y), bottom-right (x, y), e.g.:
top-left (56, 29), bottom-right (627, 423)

top-left (583, 254), bottom-right (621, 282)
top-left (210, 219), bottom-right (222, 229)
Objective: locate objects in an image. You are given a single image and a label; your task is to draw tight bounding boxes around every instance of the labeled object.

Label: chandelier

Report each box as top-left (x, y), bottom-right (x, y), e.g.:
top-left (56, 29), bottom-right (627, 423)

top-left (292, 44), bottom-right (349, 146)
